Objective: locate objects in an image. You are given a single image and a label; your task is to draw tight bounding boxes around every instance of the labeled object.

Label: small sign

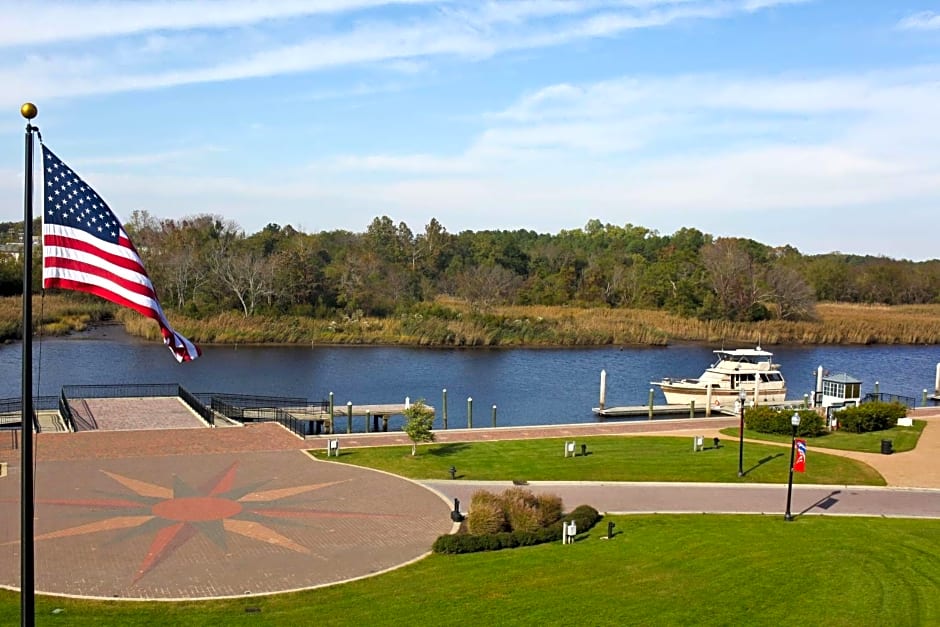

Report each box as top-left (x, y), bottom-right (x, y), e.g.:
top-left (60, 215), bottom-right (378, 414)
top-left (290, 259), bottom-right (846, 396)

top-left (793, 439), bottom-right (806, 473)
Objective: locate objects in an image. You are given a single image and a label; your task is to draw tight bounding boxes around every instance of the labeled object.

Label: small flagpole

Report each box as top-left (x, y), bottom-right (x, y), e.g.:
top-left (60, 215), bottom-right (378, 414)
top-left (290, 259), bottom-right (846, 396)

top-left (20, 102), bottom-right (38, 627)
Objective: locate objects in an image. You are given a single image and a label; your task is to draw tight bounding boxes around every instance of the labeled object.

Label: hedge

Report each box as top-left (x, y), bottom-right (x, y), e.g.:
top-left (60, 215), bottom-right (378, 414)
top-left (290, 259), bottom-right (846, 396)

top-left (744, 407), bottom-right (826, 437)
top-left (836, 401), bottom-right (907, 433)
top-left (432, 505), bottom-right (601, 554)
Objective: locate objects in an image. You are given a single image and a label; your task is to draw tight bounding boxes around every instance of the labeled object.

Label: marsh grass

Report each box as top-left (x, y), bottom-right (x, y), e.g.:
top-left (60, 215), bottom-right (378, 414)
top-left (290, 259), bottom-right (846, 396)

top-left (0, 294), bottom-right (114, 341)
top-left (5, 296), bottom-right (940, 346)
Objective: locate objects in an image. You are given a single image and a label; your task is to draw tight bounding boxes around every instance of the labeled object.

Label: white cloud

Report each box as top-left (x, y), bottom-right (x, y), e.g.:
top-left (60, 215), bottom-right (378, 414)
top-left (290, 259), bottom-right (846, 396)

top-left (897, 11), bottom-right (940, 31)
top-left (309, 66), bottom-right (940, 258)
top-left (0, 0), bottom-right (439, 47)
top-left (0, 0), bottom-right (815, 106)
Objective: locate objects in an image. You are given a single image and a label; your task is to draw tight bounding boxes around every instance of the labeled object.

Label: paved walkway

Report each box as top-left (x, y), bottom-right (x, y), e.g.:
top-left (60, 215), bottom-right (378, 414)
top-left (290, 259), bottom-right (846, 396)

top-left (0, 424), bottom-right (454, 600)
top-left (424, 481), bottom-right (940, 519)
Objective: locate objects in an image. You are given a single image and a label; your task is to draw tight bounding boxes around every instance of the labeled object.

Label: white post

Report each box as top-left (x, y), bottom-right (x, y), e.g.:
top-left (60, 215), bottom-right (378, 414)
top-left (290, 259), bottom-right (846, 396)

top-left (705, 385), bottom-right (712, 417)
top-left (599, 369), bottom-right (607, 411)
top-left (753, 375), bottom-right (760, 406)
top-left (935, 363), bottom-right (939, 395)
top-left (816, 366), bottom-right (824, 406)
top-left (405, 396), bottom-right (411, 409)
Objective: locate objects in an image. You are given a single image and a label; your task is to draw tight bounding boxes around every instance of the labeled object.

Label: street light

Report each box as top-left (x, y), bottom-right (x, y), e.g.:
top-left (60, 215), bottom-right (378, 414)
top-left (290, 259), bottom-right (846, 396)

top-left (784, 412), bottom-right (801, 521)
top-left (737, 389), bottom-right (747, 477)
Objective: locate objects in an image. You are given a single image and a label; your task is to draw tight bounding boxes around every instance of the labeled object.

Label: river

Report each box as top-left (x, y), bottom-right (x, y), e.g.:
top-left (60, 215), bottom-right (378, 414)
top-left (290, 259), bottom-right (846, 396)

top-left (1, 325), bottom-right (937, 429)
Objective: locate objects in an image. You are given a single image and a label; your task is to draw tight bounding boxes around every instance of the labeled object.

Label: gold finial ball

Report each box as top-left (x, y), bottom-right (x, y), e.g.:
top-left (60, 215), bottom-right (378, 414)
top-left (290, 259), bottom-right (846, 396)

top-left (20, 102), bottom-right (38, 119)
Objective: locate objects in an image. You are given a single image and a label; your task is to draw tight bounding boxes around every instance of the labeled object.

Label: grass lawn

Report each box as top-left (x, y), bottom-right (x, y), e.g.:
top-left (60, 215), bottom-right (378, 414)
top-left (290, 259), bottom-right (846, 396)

top-left (3, 515), bottom-right (937, 626)
top-left (719, 420), bottom-right (926, 453)
top-left (309, 436), bottom-right (885, 486)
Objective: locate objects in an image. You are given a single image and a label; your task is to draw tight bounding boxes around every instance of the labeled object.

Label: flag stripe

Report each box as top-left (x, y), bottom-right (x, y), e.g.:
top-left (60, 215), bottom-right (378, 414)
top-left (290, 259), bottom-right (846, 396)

top-left (44, 231), bottom-right (151, 278)
top-left (43, 277), bottom-right (165, 323)
top-left (43, 254), bottom-right (158, 301)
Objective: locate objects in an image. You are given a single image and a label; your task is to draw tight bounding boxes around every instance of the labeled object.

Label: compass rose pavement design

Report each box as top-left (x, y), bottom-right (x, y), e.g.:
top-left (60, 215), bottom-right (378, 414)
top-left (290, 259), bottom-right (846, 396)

top-left (0, 434), bottom-right (453, 600)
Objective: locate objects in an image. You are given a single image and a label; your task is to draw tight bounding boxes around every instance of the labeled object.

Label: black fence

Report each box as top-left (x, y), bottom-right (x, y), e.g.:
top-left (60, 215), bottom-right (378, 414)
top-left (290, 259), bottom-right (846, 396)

top-left (2, 387), bottom-right (326, 436)
top-left (62, 383), bottom-right (182, 399)
top-left (178, 386), bottom-right (214, 426)
top-left (210, 395), bottom-right (328, 438)
top-left (209, 393), bottom-right (307, 409)
top-left (1, 396), bottom-right (59, 433)
top-left (863, 392), bottom-right (917, 408)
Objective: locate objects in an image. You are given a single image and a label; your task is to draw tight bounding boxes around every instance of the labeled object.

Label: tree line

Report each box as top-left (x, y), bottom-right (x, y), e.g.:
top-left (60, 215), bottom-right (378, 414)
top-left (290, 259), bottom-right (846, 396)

top-left (1, 214), bottom-right (938, 321)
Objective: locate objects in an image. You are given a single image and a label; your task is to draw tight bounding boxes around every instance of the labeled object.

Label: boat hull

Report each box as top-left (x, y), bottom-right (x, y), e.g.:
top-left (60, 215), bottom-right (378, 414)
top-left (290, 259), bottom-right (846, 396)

top-left (655, 383), bottom-right (787, 408)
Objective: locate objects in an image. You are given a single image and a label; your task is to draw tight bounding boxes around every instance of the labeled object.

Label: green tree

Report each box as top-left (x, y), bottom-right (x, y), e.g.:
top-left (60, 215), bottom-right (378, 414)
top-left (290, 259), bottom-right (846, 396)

top-left (402, 400), bottom-right (436, 456)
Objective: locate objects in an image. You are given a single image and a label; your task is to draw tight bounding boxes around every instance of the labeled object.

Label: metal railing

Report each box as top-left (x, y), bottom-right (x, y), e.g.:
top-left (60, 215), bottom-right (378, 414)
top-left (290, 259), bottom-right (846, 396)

top-left (178, 386), bottom-right (214, 426)
top-left (862, 392), bottom-right (916, 408)
top-left (62, 383), bottom-right (181, 399)
top-left (58, 390), bottom-right (74, 432)
top-left (0, 396), bottom-right (58, 433)
top-left (2, 389), bottom-right (327, 436)
top-left (69, 399), bottom-right (99, 432)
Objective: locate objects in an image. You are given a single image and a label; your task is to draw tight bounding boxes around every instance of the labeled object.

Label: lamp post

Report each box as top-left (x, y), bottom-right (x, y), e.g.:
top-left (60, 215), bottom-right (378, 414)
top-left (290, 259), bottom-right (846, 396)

top-left (784, 412), bottom-right (801, 521)
top-left (737, 389), bottom-right (746, 477)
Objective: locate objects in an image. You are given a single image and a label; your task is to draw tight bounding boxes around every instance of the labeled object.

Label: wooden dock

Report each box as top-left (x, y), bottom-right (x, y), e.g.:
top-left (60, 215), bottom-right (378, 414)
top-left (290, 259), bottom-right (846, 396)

top-left (593, 404), bottom-right (732, 419)
top-left (593, 399), bottom-right (806, 419)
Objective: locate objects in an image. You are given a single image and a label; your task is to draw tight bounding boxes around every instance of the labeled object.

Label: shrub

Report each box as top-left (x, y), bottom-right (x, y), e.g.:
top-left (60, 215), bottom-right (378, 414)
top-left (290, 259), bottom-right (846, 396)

top-left (745, 407), bottom-right (826, 437)
top-left (432, 504), bottom-right (601, 554)
top-left (837, 401), bottom-right (907, 433)
top-left (506, 500), bottom-right (542, 533)
top-left (535, 493), bottom-right (564, 526)
top-left (466, 499), bottom-right (506, 535)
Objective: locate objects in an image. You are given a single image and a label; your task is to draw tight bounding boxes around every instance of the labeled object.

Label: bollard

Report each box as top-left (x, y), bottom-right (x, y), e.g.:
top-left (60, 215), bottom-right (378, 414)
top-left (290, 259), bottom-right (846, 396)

top-left (803, 393), bottom-right (809, 408)
top-left (451, 498), bottom-right (463, 522)
top-left (607, 521), bottom-right (614, 539)
top-left (690, 399), bottom-right (695, 418)
top-left (648, 388), bottom-right (654, 420)
top-left (449, 465), bottom-right (457, 480)
top-left (492, 404), bottom-right (497, 428)
top-left (467, 397), bottom-right (473, 429)
top-left (580, 443), bottom-right (587, 457)
top-left (365, 410), bottom-right (371, 433)
top-left (329, 391), bottom-right (334, 417)
top-left (442, 388), bottom-right (448, 430)
top-left (346, 401), bottom-right (353, 434)
top-left (924, 389), bottom-right (929, 406)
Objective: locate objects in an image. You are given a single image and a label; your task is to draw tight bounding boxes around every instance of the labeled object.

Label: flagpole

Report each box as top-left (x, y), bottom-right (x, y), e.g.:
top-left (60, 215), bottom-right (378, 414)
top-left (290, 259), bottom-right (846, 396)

top-left (20, 102), bottom-right (38, 627)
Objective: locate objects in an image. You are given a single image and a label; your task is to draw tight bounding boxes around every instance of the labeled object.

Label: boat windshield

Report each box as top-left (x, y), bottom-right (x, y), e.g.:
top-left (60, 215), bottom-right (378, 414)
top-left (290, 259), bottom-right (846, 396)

top-left (713, 351), bottom-right (769, 366)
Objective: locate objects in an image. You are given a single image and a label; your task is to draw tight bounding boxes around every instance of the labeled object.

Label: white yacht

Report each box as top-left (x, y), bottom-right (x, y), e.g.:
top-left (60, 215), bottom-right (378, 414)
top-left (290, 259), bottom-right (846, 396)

top-left (651, 346), bottom-right (787, 407)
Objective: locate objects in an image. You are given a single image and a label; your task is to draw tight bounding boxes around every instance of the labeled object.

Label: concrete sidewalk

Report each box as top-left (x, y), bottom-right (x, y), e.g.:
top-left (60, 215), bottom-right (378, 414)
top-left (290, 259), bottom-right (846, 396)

top-left (423, 480), bottom-right (940, 519)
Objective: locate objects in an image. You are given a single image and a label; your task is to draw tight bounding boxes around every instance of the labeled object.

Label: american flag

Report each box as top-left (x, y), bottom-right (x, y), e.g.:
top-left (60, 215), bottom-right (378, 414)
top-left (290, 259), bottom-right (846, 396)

top-left (793, 438), bottom-right (806, 473)
top-left (41, 145), bottom-right (201, 363)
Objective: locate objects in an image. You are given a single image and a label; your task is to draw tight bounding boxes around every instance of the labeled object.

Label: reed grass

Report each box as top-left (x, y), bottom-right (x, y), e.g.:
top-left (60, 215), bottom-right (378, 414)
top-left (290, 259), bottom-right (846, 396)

top-left (4, 295), bottom-right (940, 347)
top-left (0, 294), bottom-right (114, 341)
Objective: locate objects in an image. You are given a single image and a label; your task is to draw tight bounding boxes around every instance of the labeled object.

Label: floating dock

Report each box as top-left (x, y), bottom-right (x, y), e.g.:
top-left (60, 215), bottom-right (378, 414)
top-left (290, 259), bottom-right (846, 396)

top-left (592, 404), bottom-right (734, 419)
top-left (593, 399), bottom-right (806, 419)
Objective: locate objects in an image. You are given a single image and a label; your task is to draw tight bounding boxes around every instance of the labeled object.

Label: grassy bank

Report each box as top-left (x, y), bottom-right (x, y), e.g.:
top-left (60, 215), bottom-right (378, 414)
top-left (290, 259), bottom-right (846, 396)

top-left (6, 296), bottom-right (940, 346)
top-left (309, 436), bottom-right (886, 485)
top-left (720, 420), bottom-right (927, 454)
top-left (2, 515), bottom-right (936, 626)
top-left (0, 294), bottom-right (114, 341)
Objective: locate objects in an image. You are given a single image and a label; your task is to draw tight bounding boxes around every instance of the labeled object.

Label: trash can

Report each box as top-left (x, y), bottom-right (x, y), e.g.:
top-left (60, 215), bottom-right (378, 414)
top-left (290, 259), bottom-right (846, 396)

top-left (880, 439), bottom-right (893, 455)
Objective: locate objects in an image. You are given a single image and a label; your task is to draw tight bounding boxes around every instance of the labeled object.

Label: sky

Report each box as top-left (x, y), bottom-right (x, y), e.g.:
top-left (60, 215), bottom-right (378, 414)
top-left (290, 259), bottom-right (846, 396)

top-left (1, 0), bottom-right (939, 261)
